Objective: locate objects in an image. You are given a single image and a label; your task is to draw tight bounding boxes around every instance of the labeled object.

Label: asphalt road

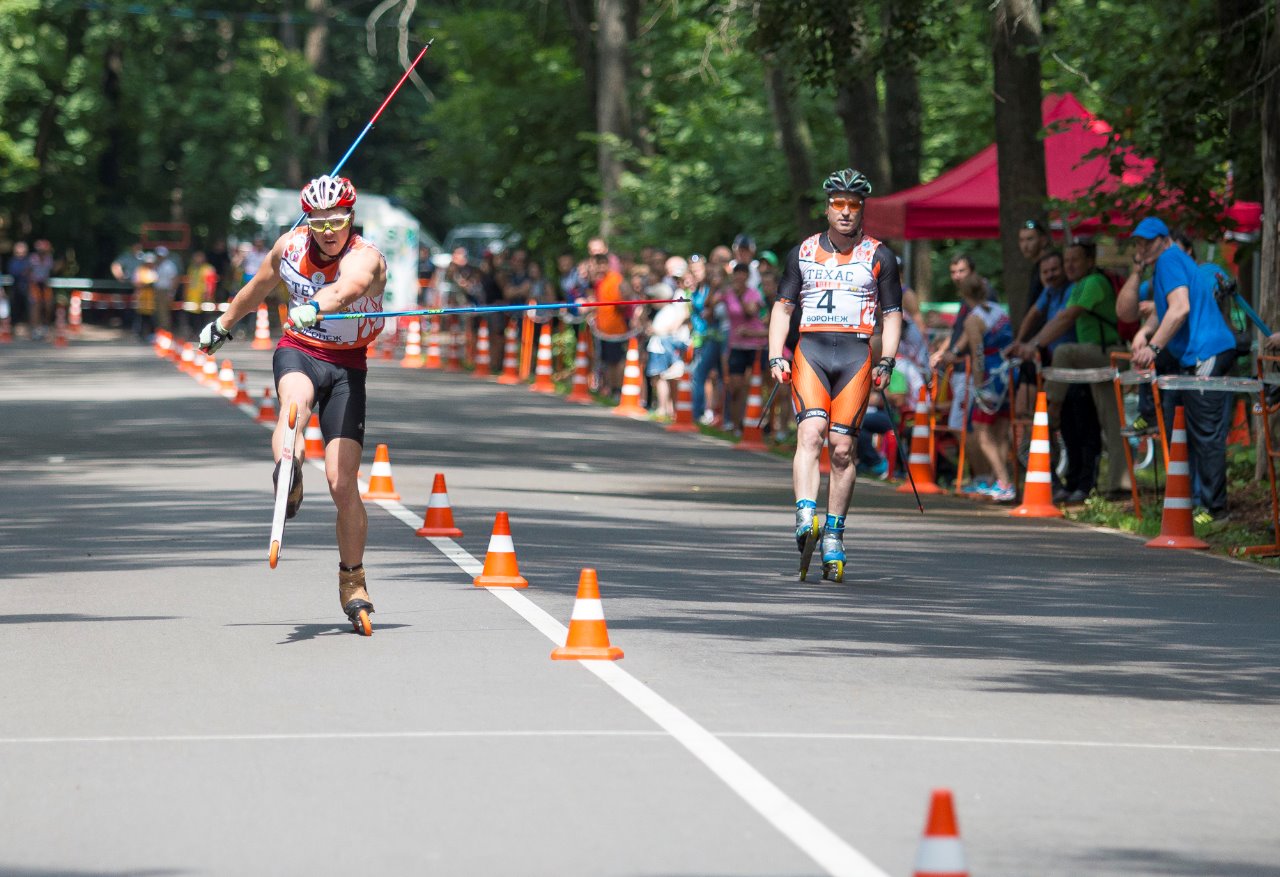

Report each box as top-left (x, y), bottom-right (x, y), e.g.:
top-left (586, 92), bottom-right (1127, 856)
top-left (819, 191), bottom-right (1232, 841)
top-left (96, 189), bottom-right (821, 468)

top-left (1, 332), bottom-right (1277, 877)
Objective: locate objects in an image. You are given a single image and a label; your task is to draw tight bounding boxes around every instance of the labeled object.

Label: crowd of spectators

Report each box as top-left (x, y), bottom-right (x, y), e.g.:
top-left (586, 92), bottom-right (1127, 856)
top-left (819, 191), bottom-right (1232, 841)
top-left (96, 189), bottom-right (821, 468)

top-left (4, 213), bottom-right (1264, 524)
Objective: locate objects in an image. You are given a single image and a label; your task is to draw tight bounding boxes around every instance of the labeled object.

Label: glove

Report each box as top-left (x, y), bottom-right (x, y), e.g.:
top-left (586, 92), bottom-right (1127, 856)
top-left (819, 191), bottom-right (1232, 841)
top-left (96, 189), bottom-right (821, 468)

top-left (871, 356), bottom-right (895, 389)
top-left (198, 317), bottom-right (233, 354)
top-left (769, 356), bottom-right (792, 384)
top-left (288, 302), bottom-right (320, 329)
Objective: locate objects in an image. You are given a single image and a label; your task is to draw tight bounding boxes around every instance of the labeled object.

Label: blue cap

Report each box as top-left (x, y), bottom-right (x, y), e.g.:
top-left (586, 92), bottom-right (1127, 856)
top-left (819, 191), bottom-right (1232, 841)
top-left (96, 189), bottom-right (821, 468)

top-left (1130, 217), bottom-right (1170, 239)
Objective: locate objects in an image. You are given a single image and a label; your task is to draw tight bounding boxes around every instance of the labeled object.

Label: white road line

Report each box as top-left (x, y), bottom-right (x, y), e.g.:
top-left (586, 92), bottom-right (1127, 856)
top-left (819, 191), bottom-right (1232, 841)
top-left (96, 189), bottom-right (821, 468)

top-left (0, 730), bottom-right (667, 745)
top-left (717, 733), bottom-right (1280, 754)
top-left (235, 385), bottom-right (889, 877)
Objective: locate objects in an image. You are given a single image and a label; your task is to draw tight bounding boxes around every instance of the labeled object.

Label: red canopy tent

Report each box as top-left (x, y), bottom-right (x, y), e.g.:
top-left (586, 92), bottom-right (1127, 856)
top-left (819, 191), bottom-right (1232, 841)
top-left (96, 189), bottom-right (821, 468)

top-left (863, 92), bottom-right (1262, 240)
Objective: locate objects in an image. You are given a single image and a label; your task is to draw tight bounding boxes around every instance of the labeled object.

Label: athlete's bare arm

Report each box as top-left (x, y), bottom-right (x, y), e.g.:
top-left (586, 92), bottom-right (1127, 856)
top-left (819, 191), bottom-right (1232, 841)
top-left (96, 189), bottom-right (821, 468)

top-left (218, 235), bottom-right (288, 330)
top-left (310, 247), bottom-right (387, 315)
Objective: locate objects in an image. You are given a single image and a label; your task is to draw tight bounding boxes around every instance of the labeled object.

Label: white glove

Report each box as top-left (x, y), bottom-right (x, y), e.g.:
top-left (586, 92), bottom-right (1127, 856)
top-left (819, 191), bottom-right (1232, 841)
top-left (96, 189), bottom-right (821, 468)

top-left (288, 302), bottom-right (320, 329)
top-left (198, 317), bottom-right (233, 354)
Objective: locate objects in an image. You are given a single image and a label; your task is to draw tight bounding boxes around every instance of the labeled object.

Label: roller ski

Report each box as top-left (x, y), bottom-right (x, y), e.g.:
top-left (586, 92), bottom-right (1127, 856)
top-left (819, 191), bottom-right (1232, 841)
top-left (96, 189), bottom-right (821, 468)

top-left (796, 505), bottom-right (821, 581)
top-left (820, 526), bottom-right (845, 583)
top-left (268, 402), bottom-right (302, 569)
top-left (339, 564), bottom-right (374, 636)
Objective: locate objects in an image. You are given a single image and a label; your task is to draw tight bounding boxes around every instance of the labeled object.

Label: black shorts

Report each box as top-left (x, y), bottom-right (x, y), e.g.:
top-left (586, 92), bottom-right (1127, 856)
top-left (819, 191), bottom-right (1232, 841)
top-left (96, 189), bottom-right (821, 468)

top-left (790, 333), bottom-right (872, 436)
top-left (727, 347), bottom-right (767, 376)
top-left (598, 339), bottom-right (626, 366)
top-left (272, 347), bottom-right (367, 445)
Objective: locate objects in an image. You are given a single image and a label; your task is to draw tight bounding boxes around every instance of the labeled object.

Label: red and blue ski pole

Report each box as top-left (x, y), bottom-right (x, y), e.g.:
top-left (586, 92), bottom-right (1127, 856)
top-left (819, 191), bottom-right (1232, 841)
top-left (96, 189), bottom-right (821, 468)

top-left (319, 297), bottom-right (682, 322)
top-left (289, 39), bottom-right (435, 230)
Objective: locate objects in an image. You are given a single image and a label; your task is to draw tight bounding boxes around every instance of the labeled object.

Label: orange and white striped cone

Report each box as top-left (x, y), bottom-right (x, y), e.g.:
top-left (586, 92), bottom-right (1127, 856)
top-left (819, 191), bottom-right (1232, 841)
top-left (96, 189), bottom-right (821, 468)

top-left (304, 414), bottom-right (324, 459)
top-left (360, 443), bottom-right (401, 501)
top-left (551, 568), bottom-right (624, 661)
top-left (381, 326), bottom-right (395, 360)
top-left (415, 473), bottom-right (464, 538)
top-left (154, 329), bottom-right (171, 359)
top-left (612, 338), bottom-right (647, 416)
top-left (232, 371), bottom-right (253, 405)
top-left (531, 323), bottom-right (556, 393)
top-left (736, 363), bottom-right (768, 450)
top-left (255, 388), bottom-right (277, 424)
top-left (201, 353), bottom-right (220, 388)
top-left (444, 319), bottom-right (463, 372)
top-left (667, 368), bottom-right (698, 432)
top-left (819, 441), bottom-right (831, 475)
top-left (567, 335), bottom-right (593, 402)
top-left (400, 317), bottom-right (424, 368)
top-left (218, 359), bottom-right (237, 399)
top-left (472, 511), bottom-right (529, 588)
top-left (0, 309), bottom-right (12, 344)
top-left (423, 317), bottom-right (443, 369)
top-left (179, 343), bottom-right (197, 374)
top-left (1147, 406), bottom-right (1210, 549)
top-left (52, 305), bottom-right (68, 348)
top-left (1227, 398), bottom-right (1250, 447)
top-left (497, 325), bottom-right (521, 385)
top-left (250, 304), bottom-right (273, 350)
top-left (473, 322), bottom-right (492, 378)
top-left (913, 789), bottom-right (968, 877)
top-left (1010, 390), bottom-right (1063, 518)
top-left (899, 386), bottom-right (944, 495)
top-left (68, 291), bottom-right (82, 334)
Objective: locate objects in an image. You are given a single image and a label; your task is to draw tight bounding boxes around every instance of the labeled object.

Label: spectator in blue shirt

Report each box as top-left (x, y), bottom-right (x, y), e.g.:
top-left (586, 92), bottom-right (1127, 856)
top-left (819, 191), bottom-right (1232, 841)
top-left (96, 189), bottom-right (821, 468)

top-left (1125, 217), bottom-right (1237, 522)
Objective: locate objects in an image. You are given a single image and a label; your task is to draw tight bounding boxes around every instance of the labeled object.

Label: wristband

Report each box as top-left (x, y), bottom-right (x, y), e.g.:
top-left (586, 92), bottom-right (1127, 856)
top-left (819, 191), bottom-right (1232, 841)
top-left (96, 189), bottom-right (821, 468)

top-left (769, 357), bottom-right (789, 369)
top-left (876, 356), bottom-right (895, 371)
top-left (1147, 343), bottom-right (1162, 358)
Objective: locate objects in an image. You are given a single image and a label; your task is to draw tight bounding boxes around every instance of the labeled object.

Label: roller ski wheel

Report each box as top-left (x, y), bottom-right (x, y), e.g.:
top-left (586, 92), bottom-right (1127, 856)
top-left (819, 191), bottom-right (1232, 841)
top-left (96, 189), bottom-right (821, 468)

top-left (797, 521), bottom-right (821, 581)
top-left (345, 601), bottom-right (374, 637)
top-left (269, 540), bottom-right (280, 569)
top-left (820, 527), bottom-right (846, 584)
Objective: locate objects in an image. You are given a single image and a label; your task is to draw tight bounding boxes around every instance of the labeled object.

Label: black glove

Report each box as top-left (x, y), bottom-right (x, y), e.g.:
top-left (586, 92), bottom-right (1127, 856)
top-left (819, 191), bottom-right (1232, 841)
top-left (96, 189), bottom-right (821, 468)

top-left (871, 356), bottom-right (895, 387)
top-left (198, 317), bottom-right (233, 354)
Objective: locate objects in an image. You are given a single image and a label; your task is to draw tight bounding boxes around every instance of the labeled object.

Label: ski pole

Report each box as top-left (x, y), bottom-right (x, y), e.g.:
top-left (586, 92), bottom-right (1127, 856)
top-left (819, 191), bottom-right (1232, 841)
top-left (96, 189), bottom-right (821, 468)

top-left (289, 39), bottom-right (435, 230)
top-left (757, 377), bottom-right (787, 429)
top-left (1235, 292), bottom-right (1274, 336)
top-left (319, 297), bottom-right (681, 322)
top-left (878, 391), bottom-right (925, 514)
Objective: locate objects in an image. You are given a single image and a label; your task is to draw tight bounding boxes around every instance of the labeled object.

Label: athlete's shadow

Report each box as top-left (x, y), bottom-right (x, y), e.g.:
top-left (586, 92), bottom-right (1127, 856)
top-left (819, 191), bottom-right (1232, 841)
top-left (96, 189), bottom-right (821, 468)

top-left (225, 621), bottom-right (411, 644)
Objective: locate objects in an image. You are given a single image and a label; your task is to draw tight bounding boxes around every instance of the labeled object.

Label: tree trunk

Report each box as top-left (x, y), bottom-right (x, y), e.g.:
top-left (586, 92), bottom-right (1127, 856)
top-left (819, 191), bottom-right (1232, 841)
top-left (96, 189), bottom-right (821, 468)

top-left (1260, 2), bottom-right (1279, 334)
top-left (281, 12), bottom-right (302, 188)
top-left (595, 0), bottom-right (630, 239)
top-left (833, 75), bottom-right (890, 190)
top-left (763, 62), bottom-right (816, 240)
top-left (303, 0), bottom-right (330, 176)
top-left (883, 5), bottom-right (922, 194)
top-left (991, 0), bottom-right (1047, 323)
top-left (94, 41), bottom-right (125, 273)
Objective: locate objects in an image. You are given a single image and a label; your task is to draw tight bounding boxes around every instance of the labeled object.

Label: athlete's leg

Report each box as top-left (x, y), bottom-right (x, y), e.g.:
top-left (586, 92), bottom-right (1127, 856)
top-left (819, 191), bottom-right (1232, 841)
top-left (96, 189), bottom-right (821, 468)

top-left (274, 371), bottom-right (315, 462)
top-left (794, 416), bottom-right (826, 501)
top-left (327, 437), bottom-right (367, 568)
top-left (826, 430), bottom-right (858, 517)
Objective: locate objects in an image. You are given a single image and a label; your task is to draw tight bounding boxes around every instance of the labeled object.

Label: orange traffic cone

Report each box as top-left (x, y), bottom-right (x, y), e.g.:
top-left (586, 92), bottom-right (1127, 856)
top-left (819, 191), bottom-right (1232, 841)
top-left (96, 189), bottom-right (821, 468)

top-left (667, 365), bottom-right (698, 432)
top-left (567, 335), bottom-right (593, 402)
top-left (1147, 406), bottom-right (1210, 549)
top-left (251, 304), bottom-right (273, 350)
top-left (551, 568), bottom-right (624, 660)
top-left (256, 388), bottom-right (277, 424)
top-left (1010, 391), bottom-right (1063, 518)
top-left (472, 511), bottom-right (529, 588)
top-left (473, 322), bottom-right (492, 378)
top-left (0, 308), bottom-right (11, 343)
top-left (153, 329), bottom-right (170, 359)
top-left (899, 386), bottom-right (944, 495)
top-left (218, 359), bottom-right (237, 399)
top-left (497, 324), bottom-right (521, 385)
top-left (736, 363), bottom-right (768, 450)
top-left (913, 789), bottom-right (968, 877)
top-left (361, 443), bottom-right (401, 501)
top-left (52, 304), bottom-right (68, 347)
top-left (201, 353), bottom-right (220, 387)
top-left (819, 441), bottom-right (832, 475)
top-left (530, 323), bottom-right (556, 393)
top-left (423, 317), bottom-right (443, 369)
top-left (304, 414), bottom-right (324, 459)
top-left (68, 291), bottom-right (83, 334)
top-left (1227, 398), bottom-right (1250, 447)
top-left (612, 338), bottom-right (647, 416)
top-left (179, 342), bottom-right (196, 374)
top-left (401, 317), bottom-right (424, 367)
top-left (232, 371), bottom-right (253, 405)
top-left (444, 318), bottom-right (463, 372)
top-left (415, 473), bottom-right (464, 538)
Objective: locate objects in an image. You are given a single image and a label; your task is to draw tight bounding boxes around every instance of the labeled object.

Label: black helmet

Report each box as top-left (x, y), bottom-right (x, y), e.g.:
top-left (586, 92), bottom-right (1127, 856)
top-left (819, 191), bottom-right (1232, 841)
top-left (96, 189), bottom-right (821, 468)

top-left (822, 168), bottom-right (872, 197)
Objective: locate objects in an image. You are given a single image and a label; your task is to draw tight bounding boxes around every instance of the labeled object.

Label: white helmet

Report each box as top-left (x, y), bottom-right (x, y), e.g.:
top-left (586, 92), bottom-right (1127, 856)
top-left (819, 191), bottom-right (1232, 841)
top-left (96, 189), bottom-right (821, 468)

top-left (299, 175), bottom-right (357, 213)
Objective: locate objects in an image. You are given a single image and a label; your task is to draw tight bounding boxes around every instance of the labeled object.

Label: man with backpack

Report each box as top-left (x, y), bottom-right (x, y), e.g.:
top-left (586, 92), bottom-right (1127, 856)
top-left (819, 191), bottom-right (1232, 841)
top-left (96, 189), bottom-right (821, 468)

top-left (1009, 239), bottom-right (1129, 500)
